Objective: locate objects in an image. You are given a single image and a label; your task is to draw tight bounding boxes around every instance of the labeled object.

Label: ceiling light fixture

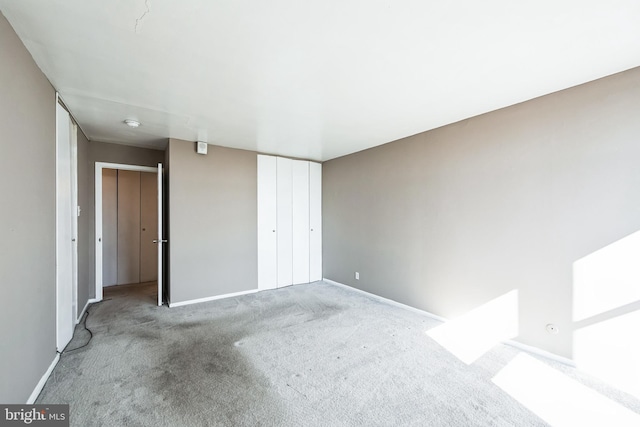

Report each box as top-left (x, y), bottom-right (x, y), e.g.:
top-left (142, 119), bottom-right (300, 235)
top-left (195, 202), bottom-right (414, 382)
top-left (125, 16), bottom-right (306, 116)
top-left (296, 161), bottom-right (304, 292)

top-left (124, 119), bottom-right (141, 128)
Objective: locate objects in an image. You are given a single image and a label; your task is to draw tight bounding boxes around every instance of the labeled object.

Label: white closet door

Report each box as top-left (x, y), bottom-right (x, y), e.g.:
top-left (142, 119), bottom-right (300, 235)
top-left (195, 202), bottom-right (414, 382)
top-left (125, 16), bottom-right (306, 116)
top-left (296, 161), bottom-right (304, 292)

top-left (309, 161), bottom-right (322, 281)
top-left (292, 160), bottom-right (310, 284)
top-left (258, 155), bottom-right (278, 290)
top-left (117, 170), bottom-right (141, 285)
top-left (276, 157), bottom-right (293, 287)
top-left (56, 103), bottom-right (74, 351)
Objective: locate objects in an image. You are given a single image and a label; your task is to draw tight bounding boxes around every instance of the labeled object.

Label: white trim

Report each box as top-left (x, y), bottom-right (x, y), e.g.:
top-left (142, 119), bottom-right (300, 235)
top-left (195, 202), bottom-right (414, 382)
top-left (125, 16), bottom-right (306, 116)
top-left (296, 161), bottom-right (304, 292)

top-left (76, 298), bottom-right (99, 324)
top-left (504, 339), bottom-right (575, 367)
top-left (169, 289), bottom-right (259, 308)
top-left (96, 162), bottom-right (159, 173)
top-left (156, 163), bottom-right (163, 306)
top-left (323, 278), bottom-right (447, 322)
top-left (27, 354), bottom-right (60, 404)
top-left (94, 162), bottom-right (158, 302)
top-left (322, 278), bottom-right (575, 367)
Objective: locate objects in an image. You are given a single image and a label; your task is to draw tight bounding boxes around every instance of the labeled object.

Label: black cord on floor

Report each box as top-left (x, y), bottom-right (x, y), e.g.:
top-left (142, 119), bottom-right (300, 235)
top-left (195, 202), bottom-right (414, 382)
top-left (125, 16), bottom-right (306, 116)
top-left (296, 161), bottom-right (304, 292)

top-left (61, 299), bottom-right (111, 354)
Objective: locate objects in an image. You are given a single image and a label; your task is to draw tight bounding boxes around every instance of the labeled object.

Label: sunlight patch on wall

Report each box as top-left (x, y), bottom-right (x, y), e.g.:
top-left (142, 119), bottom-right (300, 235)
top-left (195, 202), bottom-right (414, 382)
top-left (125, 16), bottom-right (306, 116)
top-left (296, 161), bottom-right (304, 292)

top-left (573, 230), bottom-right (640, 322)
top-left (492, 353), bottom-right (640, 427)
top-left (426, 290), bottom-right (518, 365)
top-left (574, 309), bottom-right (640, 400)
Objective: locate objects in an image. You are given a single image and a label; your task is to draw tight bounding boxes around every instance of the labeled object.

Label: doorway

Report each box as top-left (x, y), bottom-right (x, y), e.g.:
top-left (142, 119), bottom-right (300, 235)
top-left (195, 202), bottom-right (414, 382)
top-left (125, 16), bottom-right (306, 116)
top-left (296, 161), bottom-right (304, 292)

top-left (102, 168), bottom-right (157, 287)
top-left (95, 162), bottom-right (164, 305)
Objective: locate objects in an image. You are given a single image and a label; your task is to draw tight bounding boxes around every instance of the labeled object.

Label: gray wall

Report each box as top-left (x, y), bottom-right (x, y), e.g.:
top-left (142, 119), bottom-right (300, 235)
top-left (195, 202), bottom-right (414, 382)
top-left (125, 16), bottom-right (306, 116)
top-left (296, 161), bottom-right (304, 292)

top-left (167, 138), bottom-right (257, 304)
top-left (90, 141), bottom-right (166, 168)
top-left (76, 140), bottom-right (165, 306)
top-left (323, 67), bottom-right (640, 359)
top-left (0, 12), bottom-right (57, 403)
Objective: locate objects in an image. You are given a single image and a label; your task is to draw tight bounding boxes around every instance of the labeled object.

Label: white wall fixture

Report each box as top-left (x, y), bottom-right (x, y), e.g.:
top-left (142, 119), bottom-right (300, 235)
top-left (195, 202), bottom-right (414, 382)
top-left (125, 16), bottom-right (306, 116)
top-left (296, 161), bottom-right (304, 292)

top-left (196, 141), bottom-right (207, 155)
top-left (257, 154), bottom-right (322, 289)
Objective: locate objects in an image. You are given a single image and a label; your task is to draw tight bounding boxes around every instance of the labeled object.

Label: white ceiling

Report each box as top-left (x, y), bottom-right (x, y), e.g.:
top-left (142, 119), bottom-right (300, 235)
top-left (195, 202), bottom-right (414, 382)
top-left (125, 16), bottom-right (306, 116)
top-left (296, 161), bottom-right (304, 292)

top-left (2, 1), bottom-right (639, 161)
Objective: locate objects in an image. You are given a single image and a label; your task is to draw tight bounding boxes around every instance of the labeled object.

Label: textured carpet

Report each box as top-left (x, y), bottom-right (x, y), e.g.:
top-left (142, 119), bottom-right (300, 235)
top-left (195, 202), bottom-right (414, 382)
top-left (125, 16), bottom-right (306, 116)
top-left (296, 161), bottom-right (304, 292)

top-left (37, 281), bottom-right (640, 426)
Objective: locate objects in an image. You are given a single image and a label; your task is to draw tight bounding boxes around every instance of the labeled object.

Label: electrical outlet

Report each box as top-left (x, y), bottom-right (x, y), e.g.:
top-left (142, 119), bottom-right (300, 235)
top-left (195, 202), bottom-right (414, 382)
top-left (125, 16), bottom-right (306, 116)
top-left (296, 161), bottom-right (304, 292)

top-left (355, 272), bottom-right (359, 280)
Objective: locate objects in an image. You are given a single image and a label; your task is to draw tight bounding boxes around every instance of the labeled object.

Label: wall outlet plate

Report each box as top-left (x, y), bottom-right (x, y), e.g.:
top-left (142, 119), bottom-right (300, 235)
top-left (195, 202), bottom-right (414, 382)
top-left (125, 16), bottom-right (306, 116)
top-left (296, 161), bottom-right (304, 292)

top-left (355, 272), bottom-right (359, 280)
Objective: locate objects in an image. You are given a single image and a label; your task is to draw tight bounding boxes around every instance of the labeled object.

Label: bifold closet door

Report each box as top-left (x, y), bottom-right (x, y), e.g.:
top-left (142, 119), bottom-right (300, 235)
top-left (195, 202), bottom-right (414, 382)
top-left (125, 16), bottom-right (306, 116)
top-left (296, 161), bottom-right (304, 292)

top-left (258, 155), bottom-right (278, 290)
top-left (276, 157), bottom-right (293, 287)
top-left (258, 155), bottom-right (322, 289)
top-left (309, 161), bottom-right (322, 281)
top-left (117, 170), bottom-right (141, 285)
top-left (292, 160), bottom-right (310, 284)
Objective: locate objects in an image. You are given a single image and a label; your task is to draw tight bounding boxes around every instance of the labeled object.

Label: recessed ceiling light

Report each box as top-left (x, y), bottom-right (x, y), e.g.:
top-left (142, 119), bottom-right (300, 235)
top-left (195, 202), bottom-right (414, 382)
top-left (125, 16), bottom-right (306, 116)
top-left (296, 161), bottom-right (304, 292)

top-left (124, 119), bottom-right (141, 128)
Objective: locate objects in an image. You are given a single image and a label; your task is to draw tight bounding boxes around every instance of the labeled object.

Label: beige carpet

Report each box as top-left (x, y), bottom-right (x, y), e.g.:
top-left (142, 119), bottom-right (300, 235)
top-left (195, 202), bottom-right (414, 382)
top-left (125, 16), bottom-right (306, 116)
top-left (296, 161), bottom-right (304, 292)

top-left (37, 281), bottom-right (640, 426)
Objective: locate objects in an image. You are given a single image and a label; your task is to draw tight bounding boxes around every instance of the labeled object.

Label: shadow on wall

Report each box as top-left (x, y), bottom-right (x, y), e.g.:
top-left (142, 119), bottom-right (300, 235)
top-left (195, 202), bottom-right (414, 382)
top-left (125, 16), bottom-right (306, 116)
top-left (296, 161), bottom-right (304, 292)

top-left (572, 230), bottom-right (640, 400)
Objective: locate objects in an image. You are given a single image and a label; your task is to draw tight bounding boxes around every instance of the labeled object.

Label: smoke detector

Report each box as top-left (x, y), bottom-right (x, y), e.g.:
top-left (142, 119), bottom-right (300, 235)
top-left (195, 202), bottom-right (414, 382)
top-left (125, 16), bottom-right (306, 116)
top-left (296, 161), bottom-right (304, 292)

top-left (124, 119), bottom-right (141, 128)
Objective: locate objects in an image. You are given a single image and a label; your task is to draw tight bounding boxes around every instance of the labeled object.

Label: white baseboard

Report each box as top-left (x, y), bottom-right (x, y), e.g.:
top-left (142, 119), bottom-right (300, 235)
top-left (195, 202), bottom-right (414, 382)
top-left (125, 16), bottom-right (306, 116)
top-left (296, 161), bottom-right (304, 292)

top-left (504, 339), bottom-right (575, 367)
top-left (323, 278), bottom-right (447, 322)
top-left (322, 278), bottom-right (575, 367)
top-left (169, 288), bottom-right (259, 308)
top-left (27, 353), bottom-right (60, 404)
top-left (76, 298), bottom-right (99, 324)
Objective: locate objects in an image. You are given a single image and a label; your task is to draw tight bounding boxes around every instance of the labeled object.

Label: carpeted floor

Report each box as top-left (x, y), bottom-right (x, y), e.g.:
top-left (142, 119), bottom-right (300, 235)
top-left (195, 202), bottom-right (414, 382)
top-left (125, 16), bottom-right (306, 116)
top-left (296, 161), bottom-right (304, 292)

top-left (37, 281), bottom-right (640, 426)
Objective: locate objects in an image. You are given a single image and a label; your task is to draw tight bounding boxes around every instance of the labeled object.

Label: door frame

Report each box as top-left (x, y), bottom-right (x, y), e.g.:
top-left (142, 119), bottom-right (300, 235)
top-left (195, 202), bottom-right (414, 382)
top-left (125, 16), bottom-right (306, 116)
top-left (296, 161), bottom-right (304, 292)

top-left (94, 162), bottom-right (158, 301)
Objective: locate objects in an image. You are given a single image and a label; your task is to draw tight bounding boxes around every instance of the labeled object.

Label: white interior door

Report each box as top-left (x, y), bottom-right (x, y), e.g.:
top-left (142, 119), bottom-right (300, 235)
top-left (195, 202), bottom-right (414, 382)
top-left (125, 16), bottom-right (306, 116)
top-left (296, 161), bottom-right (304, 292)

top-left (292, 160), bottom-right (310, 284)
top-left (56, 102), bottom-right (74, 351)
top-left (258, 155), bottom-right (278, 290)
top-left (309, 161), bottom-right (322, 281)
top-left (276, 157), bottom-right (293, 287)
top-left (156, 163), bottom-right (164, 306)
